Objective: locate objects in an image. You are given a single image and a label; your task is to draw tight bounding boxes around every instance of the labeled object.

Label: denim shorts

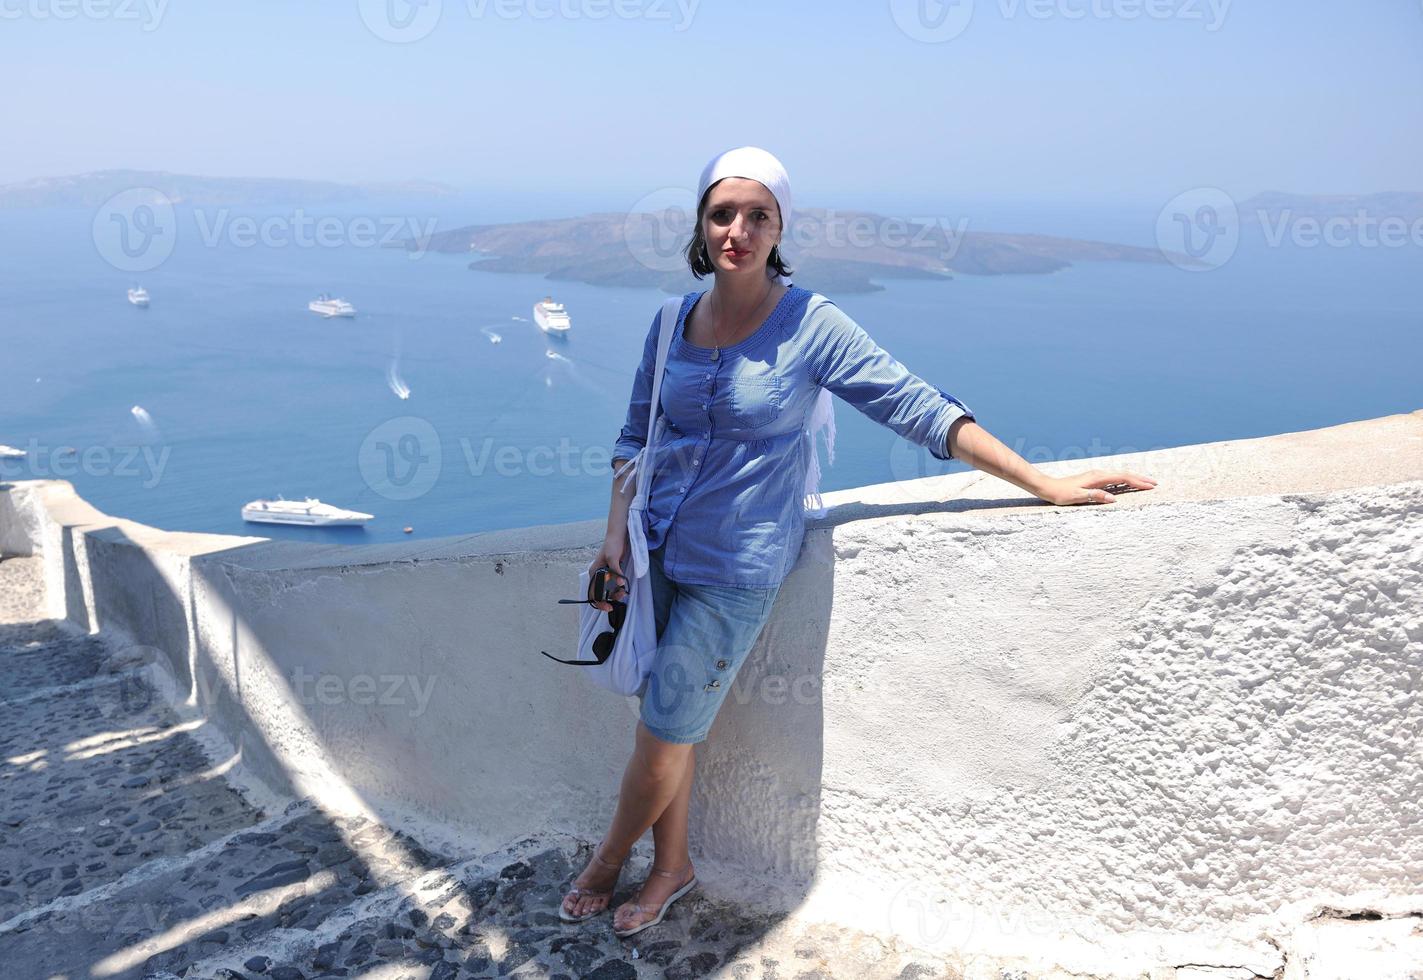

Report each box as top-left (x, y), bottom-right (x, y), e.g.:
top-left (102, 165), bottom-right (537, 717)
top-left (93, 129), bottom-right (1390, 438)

top-left (634, 542), bottom-right (781, 745)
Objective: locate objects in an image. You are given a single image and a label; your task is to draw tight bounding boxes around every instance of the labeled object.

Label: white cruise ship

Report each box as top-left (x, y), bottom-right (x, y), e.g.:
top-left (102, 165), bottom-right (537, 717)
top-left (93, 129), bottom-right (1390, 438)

top-left (241, 497), bottom-right (373, 526)
top-left (127, 287), bottom-right (150, 307)
top-left (533, 296), bottom-right (571, 334)
top-left (0, 444), bottom-right (25, 459)
top-left (309, 295), bottom-right (357, 318)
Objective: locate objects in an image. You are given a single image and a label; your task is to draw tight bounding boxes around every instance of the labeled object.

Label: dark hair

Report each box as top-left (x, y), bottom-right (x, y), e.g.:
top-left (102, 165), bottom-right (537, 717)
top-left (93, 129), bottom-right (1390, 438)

top-left (683, 185), bottom-right (794, 281)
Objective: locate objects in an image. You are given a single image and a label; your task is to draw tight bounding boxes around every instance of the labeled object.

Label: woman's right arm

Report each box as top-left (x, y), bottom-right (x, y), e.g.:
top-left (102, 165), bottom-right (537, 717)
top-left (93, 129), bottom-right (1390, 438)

top-left (594, 308), bottom-right (663, 609)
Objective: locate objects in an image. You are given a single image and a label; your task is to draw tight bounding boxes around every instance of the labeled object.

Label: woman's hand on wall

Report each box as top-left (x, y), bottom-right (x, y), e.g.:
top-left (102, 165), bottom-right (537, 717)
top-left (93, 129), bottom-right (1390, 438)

top-left (947, 421), bottom-right (1158, 505)
top-left (1034, 470), bottom-right (1159, 506)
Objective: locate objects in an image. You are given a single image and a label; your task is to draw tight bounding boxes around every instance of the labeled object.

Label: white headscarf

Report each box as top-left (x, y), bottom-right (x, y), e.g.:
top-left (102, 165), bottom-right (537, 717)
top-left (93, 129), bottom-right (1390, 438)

top-left (696, 146), bottom-right (793, 283)
top-left (695, 146), bottom-right (836, 517)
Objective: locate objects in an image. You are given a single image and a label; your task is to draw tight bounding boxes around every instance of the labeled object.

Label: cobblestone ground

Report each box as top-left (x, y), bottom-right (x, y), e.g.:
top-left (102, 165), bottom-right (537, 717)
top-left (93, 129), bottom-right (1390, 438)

top-left (0, 555), bottom-right (967, 980)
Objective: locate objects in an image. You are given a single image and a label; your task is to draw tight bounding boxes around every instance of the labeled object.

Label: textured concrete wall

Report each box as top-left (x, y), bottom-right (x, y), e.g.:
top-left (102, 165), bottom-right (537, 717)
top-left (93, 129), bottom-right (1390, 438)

top-left (3, 410), bottom-right (1420, 976)
top-left (0, 481), bottom-right (42, 557)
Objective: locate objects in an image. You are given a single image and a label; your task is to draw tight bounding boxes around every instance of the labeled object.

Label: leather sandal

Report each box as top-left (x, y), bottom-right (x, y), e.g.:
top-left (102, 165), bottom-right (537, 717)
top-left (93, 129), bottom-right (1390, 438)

top-left (559, 840), bottom-right (626, 922)
top-left (612, 861), bottom-right (698, 938)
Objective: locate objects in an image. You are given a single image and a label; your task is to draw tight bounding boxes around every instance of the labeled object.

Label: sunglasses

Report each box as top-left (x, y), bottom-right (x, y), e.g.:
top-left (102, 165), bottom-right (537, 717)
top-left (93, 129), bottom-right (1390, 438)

top-left (540, 566), bottom-right (629, 666)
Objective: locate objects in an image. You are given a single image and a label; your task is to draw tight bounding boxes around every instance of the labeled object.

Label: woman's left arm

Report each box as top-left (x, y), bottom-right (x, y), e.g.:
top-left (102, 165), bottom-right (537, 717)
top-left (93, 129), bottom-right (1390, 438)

top-left (946, 417), bottom-right (1158, 506)
top-left (803, 299), bottom-right (1158, 507)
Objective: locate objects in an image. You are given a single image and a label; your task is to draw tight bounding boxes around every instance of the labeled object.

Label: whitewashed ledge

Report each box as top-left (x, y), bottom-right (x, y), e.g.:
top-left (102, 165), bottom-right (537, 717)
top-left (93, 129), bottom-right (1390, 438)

top-left (1, 408), bottom-right (1420, 979)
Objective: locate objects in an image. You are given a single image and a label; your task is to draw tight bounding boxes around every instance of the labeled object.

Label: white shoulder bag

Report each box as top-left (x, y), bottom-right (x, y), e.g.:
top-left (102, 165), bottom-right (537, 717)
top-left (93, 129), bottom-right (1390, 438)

top-left (541, 295), bottom-right (681, 696)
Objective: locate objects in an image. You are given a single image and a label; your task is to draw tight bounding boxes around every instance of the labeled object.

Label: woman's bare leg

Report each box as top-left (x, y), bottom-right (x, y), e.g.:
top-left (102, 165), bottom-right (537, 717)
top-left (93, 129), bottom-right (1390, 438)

top-left (562, 721), bottom-right (694, 918)
top-left (651, 744), bottom-right (694, 868)
top-left (610, 744), bottom-right (696, 931)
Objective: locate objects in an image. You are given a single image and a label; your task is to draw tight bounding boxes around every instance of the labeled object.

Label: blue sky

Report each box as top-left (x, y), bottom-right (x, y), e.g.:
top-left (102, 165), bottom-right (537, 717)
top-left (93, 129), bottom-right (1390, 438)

top-left (3, 0), bottom-right (1420, 204)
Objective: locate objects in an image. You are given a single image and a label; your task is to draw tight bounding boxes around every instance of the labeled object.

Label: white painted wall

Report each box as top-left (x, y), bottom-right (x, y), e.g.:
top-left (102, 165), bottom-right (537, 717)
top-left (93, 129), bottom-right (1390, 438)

top-left (3, 410), bottom-right (1420, 977)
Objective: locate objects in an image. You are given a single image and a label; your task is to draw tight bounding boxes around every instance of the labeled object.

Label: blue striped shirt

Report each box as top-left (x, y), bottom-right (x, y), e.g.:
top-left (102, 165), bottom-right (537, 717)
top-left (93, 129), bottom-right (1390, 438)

top-left (614, 284), bottom-right (975, 588)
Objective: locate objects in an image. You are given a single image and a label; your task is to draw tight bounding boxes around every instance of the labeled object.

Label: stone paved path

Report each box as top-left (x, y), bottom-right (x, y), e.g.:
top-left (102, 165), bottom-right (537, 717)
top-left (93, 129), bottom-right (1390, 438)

top-left (0, 555), bottom-right (966, 980)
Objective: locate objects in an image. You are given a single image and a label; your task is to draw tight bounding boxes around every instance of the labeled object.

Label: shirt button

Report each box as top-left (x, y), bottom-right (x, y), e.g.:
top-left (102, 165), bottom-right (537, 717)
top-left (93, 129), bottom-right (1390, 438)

top-left (716, 659), bottom-right (728, 669)
top-left (701, 402), bottom-right (709, 410)
top-left (708, 679), bottom-right (720, 689)
top-left (678, 486), bottom-right (686, 493)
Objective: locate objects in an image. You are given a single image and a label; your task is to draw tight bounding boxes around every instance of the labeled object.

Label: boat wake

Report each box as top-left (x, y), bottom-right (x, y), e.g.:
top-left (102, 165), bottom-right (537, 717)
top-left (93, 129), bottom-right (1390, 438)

top-left (386, 359), bottom-right (411, 400)
top-left (130, 405), bottom-right (162, 441)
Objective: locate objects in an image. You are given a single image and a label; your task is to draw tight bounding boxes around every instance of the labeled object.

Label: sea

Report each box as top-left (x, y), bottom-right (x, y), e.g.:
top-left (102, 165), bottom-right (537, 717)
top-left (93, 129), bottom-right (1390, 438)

top-left (1, 193), bottom-right (1419, 547)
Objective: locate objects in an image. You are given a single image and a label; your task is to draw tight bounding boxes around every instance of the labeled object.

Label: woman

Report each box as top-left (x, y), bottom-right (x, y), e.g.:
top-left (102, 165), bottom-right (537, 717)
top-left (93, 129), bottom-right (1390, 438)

top-left (561, 146), bottom-right (1158, 937)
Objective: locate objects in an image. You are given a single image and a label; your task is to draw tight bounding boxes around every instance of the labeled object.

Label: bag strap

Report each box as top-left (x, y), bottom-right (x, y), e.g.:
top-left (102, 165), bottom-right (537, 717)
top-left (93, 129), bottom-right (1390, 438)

top-left (629, 295), bottom-right (683, 505)
top-left (647, 295), bottom-right (681, 437)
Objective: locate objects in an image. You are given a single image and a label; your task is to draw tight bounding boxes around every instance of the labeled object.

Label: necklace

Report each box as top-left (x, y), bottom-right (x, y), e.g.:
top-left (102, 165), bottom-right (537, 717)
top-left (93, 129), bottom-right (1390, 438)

top-left (707, 280), bottom-right (775, 362)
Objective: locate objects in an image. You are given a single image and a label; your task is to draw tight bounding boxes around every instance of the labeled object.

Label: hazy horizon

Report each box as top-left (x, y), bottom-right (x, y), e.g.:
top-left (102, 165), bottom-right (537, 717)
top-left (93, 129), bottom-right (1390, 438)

top-left (2, 1), bottom-right (1419, 206)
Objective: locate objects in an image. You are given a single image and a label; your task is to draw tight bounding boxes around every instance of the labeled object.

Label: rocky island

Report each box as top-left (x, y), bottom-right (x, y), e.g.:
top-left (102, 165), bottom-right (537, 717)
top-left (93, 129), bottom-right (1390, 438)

top-left (403, 206), bottom-right (1182, 293)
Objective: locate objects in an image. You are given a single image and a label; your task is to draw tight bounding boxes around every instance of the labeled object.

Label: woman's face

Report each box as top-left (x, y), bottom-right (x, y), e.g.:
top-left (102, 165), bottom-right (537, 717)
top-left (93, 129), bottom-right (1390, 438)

top-left (700, 177), bottom-right (782, 278)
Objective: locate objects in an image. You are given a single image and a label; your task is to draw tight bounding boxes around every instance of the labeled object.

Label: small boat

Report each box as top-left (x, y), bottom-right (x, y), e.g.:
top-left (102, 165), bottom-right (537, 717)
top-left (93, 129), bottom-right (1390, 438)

top-left (309, 294), bottom-right (357, 318)
top-left (0, 444), bottom-right (25, 459)
top-left (533, 296), bottom-right (571, 334)
top-left (241, 497), bottom-right (373, 526)
top-left (128, 287), bottom-right (150, 307)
